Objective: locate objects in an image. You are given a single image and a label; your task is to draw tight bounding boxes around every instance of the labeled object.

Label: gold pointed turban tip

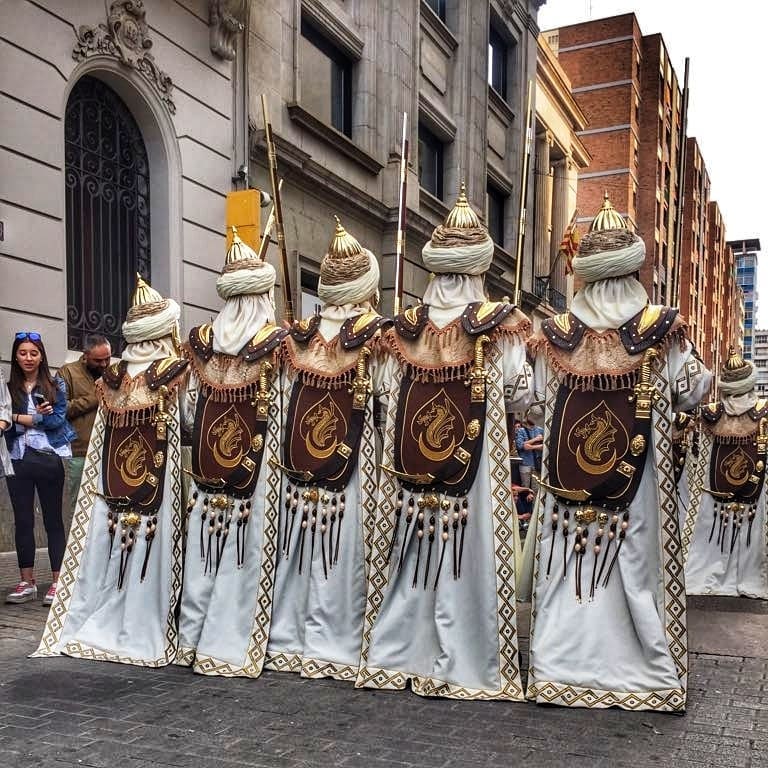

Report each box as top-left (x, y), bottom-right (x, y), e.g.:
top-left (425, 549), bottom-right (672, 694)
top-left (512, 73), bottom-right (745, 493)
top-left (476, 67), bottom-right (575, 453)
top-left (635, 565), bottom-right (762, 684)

top-left (589, 190), bottom-right (628, 232)
top-left (444, 181), bottom-right (482, 229)
top-left (224, 224), bottom-right (260, 266)
top-left (327, 215), bottom-right (363, 259)
top-left (721, 345), bottom-right (752, 382)
top-left (131, 273), bottom-right (163, 308)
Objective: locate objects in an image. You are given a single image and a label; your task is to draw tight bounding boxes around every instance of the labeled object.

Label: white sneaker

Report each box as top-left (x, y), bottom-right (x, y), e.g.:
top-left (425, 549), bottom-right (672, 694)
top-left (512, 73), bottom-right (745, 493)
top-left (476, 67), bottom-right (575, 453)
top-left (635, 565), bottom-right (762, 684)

top-left (42, 582), bottom-right (57, 607)
top-left (5, 581), bottom-right (38, 604)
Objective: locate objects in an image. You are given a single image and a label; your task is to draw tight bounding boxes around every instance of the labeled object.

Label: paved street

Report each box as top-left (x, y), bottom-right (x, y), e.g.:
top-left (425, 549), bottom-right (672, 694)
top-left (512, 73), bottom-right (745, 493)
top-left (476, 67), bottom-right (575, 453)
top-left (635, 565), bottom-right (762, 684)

top-left (1, 551), bottom-right (768, 768)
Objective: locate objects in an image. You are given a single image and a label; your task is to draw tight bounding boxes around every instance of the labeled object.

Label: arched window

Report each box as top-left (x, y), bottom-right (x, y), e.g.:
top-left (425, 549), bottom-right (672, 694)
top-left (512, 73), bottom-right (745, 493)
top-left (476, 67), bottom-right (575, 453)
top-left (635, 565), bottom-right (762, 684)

top-left (65, 75), bottom-right (150, 352)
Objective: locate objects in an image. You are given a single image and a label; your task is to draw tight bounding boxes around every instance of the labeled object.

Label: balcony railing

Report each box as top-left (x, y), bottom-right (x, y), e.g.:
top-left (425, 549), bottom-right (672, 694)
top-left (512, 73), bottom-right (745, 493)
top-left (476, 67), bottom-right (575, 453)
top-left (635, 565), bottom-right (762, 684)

top-left (534, 277), bottom-right (567, 312)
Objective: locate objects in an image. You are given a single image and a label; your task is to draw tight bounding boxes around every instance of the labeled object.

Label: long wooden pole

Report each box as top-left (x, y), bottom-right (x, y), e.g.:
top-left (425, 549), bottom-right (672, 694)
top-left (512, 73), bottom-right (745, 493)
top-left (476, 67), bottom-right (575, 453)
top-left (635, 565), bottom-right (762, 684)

top-left (514, 80), bottom-right (534, 307)
top-left (393, 112), bottom-right (409, 316)
top-left (260, 94), bottom-right (294, 324)
top-left (257, 178), bottom-right (283, 261)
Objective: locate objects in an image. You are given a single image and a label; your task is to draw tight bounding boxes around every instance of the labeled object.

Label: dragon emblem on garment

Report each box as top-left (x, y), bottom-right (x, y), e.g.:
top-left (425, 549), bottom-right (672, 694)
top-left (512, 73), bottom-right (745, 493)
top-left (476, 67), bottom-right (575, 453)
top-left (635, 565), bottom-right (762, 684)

top-left (721, 446), bottom-right (753, 487)
top-left (208, 405), bottom-right (249, 469)
top-left (412, 388), bottom-right (465, 462)
top-left (116, 428), bottom-right (151, 487)
top-left (300, 393), bottom-right (347, 460)
top-left (569, 401), bottom-right (628, 476)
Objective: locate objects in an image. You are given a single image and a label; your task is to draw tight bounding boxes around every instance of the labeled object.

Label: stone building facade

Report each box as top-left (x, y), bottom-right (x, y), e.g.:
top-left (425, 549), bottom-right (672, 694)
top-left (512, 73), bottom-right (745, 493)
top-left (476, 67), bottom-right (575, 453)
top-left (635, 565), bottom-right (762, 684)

top-left (247, 0), bottom-right (545, 319)
top-left (1, 0), bottom-right (545, 368)
top-left (0, 0), bottom-right (254, 367)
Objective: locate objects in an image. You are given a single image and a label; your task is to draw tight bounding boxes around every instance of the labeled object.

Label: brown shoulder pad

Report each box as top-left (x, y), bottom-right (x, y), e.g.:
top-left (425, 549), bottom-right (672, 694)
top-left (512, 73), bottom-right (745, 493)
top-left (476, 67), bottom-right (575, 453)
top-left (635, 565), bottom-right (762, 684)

top-left (289, 315), bottom-right (320, 343)
top-left (461, 301), bottom-right (515, 336)
top-left (102, 360), bottom-right (128, 390)
top-left (541, 312), bottom-right (586, 351)
top-left (701, 401), bottom-right (724, 424)
top-left (619, 305), bottom-right (679, 353)
top-left (339, 312), bottom-right (393, 350)
top-left (393, 304), bottom-right (428, 340)
top-left (241, 324), bottom-right (287, 362)
top-left (145, 356), bottom-right (189, 390)
top-left (188, 324), bottom-right (214, 361)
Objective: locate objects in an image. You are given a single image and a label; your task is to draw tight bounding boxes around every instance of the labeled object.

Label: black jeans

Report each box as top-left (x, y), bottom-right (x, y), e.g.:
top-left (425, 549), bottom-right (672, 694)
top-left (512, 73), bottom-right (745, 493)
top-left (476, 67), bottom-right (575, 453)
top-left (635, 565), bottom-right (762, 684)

top-left (6, 448), bottom-right (66, 571)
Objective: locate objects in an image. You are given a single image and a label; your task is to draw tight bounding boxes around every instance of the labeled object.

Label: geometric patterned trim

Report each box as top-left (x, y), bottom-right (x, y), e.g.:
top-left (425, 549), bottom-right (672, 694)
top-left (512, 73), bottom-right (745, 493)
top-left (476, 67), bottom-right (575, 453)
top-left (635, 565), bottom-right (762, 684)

top-left (263, 651), bottom-right (357, 682)
top-left (300, 657), bottom-right (357, 682)
top-left (527, 679), bottom-right (685, 712)
top-left (681, 431), bottom-right (710, 564)
top-left (651, 371), bottom-right (688, 691)
top-left (175, 646), bottom-right (196, 667)
top-left (264, 651), bottom-right (302, 674)
top-left (524, 368), bottom-right (560, 702)
top-left (357, 368), bottom-right (401, 670)
top-left (359, 663), bottom-right (524, 701)
top-left (33, 404), bottom-right (184, 665)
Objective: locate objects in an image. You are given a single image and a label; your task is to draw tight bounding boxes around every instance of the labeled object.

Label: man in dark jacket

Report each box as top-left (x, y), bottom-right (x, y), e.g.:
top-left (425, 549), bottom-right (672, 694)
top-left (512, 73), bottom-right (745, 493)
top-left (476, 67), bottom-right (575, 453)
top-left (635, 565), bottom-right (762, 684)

top-left (58, 334), bottom-right (111, 511)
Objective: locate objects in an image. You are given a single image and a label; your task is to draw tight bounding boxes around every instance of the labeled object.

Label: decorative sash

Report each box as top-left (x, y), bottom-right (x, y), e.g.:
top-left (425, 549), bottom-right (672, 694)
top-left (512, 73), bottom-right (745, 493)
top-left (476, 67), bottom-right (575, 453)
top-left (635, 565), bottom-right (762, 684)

top-left (277, 312), bottom-right (389, 578)
top-left (701, 400), bottom-right (768, 552)
top-left (539, 345), bottom-right (660, 600)
top-left (380, 300), bottom-right (530, 589)
top-left (98, 357), bottom-right (188, 588)
top-left (184, 323), bottom-right (284, 571)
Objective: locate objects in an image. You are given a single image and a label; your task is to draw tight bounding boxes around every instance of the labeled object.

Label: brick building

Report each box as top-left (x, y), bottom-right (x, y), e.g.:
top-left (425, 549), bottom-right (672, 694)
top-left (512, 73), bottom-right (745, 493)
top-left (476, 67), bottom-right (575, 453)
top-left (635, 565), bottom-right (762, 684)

top-left (543, 13), bottom-right (684, 304)
top-left (705, 202), bottom-right (738, 374)
top-left (678, 138), bottom-right (710, 361)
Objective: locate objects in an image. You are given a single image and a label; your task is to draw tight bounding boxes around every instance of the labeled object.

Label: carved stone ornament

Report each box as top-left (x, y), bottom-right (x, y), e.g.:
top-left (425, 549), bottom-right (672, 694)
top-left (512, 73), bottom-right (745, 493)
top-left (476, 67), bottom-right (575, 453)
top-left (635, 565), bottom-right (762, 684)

top-left (72, 1), bottom-right (175, 114)
top-left (209, 0), bottom-right (248, 61)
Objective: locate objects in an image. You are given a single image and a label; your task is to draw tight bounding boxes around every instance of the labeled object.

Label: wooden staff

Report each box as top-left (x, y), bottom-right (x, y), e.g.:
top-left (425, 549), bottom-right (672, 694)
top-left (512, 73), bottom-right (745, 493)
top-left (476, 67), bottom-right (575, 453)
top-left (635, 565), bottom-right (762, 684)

top-left (260, 94), bottom-right (294, 324)
top-left (393, 112), bottom-right (409, 316)
top-left (514, 80), bottom-right (534, 307)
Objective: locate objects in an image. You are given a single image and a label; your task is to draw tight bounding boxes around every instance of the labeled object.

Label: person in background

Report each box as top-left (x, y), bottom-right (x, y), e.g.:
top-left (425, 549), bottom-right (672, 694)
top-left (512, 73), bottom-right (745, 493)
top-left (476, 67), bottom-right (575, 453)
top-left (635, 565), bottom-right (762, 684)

top-left (58, 334), bottom-right (112, 511)
top-left (516, 416), bottom-right (543, 490)
top-left (0, 369), bottom-right (13, 478)
top-left (4, 332), bottom-right (76, 606)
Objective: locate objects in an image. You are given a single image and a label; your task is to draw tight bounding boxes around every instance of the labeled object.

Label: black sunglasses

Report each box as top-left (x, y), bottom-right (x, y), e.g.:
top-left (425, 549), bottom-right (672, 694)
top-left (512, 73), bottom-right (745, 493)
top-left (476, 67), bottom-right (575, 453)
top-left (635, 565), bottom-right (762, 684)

top-left (15, 332), bottom-right (42, 342)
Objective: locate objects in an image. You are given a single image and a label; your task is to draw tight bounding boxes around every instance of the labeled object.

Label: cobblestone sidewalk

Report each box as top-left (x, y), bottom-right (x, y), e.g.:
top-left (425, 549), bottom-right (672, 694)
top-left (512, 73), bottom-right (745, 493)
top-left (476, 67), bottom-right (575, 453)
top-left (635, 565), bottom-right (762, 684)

top-left (1, 588), bottom-right (768, 768)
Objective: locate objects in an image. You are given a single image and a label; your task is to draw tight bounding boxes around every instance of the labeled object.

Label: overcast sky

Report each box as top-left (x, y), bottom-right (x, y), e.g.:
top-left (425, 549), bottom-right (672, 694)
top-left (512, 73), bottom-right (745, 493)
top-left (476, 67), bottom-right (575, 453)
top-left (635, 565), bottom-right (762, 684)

top-left (538, 0), bottom-right (768, 325)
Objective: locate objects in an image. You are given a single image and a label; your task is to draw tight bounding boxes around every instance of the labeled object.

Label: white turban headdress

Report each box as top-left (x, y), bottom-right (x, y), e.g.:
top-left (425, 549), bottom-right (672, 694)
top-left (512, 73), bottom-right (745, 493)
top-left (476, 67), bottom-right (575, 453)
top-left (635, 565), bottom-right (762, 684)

top-left (317, 217), bottom-right (381, 306)
top-left (421, 185), bottom-right (494, 275)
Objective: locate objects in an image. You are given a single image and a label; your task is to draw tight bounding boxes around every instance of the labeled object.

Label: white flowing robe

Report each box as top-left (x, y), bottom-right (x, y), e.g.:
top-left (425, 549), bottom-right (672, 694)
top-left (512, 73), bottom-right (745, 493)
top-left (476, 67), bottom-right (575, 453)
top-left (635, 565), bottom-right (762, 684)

top-left (356, 277), bottom-right (533, 700)
top-left (34, 354), bottom-right (186, 666)
top-left (176, 334), bottom-right (281, 676)
top-left (527, 308), bottom-right (711, 712)
top-left (683, 391), bottom-right (768, 599)
top-left (265, 303), bottom-right (382, 681)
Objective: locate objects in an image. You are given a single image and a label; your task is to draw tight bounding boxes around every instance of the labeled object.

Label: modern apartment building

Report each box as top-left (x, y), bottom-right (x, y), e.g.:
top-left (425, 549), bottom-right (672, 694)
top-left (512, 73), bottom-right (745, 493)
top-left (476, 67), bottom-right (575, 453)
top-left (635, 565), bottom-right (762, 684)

top-left (752, 329), bottom-right (768, 396)
top-left (730, 238), bottom-right (762, 359)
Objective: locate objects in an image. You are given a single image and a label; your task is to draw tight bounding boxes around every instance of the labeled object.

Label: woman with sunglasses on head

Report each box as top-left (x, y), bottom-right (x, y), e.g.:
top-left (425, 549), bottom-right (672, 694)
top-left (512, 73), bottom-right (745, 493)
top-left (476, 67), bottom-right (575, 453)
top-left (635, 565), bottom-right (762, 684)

top-left (4, 331), bottom-right (76, 606)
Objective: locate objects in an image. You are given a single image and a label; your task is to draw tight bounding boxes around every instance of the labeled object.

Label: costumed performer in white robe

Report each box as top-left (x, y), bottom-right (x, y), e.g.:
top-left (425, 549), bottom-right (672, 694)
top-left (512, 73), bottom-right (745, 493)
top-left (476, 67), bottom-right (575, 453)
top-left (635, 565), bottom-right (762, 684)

top-left (34, 276), bottom-right (188, 666)
top-left (265, 217), bottom-right (389, 681)
top-left (356, 185), bottom-right (533, 700)
top-left (684, 349), bottom-right (768, 599)
top-left (177, 228), bottom-right (285, 674)
top-left (525, 194), bottom-right (711, 712)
